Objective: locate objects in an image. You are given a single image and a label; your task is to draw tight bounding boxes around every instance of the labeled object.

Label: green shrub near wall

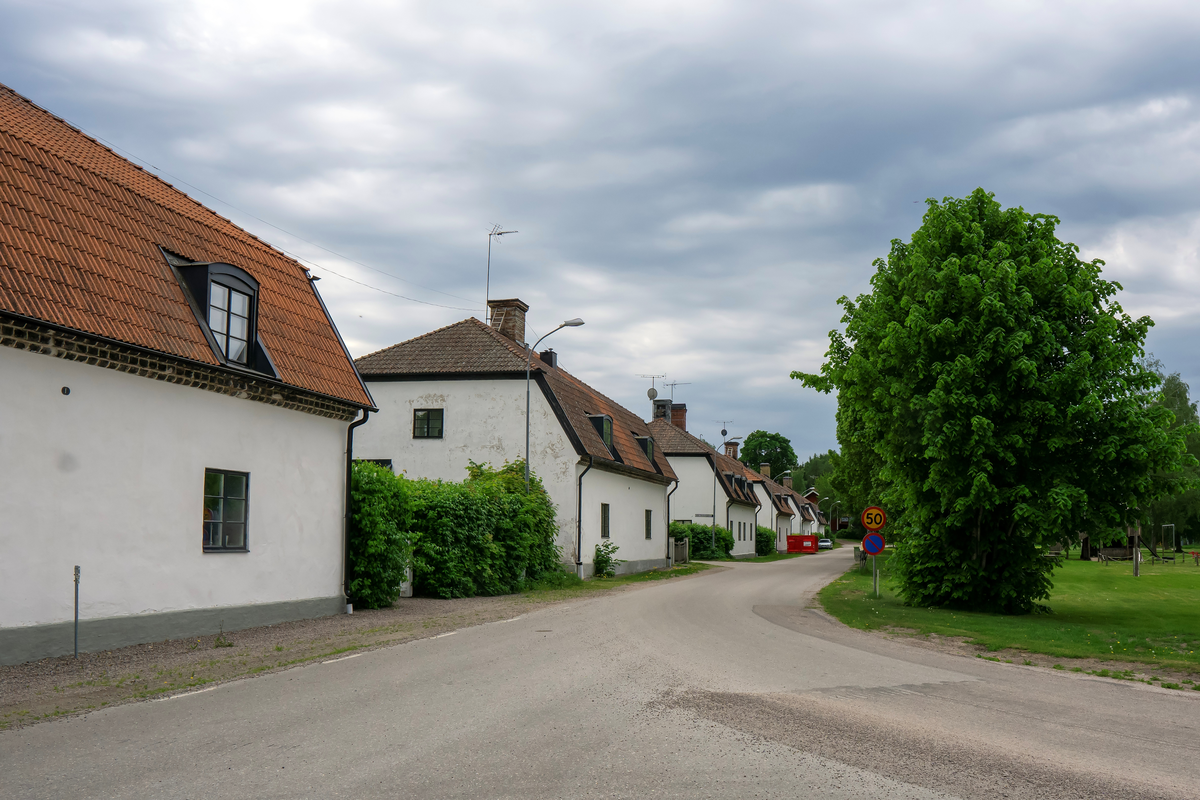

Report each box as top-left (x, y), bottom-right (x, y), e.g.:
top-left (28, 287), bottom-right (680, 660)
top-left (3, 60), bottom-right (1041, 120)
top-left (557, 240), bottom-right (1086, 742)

top-left (347, 461), bottom-right (415, 609)
top-left (669, 522), bottom-right (734, 559)
top-left (348, 459), bottom-right (562, 603)
top-left (756, 525), bottom-right (777, 556)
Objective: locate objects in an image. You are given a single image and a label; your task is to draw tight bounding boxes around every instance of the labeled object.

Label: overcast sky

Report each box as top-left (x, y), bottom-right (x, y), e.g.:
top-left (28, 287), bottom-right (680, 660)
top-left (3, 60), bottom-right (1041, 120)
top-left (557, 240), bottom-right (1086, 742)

top-left (3, 1), bottom-right (1199, 457)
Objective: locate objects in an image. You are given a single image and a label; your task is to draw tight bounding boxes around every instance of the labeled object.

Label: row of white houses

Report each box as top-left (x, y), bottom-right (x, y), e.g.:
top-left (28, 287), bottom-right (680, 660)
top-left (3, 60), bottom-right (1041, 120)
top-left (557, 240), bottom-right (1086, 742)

top-left (0, 82), bottom-right (824, 666)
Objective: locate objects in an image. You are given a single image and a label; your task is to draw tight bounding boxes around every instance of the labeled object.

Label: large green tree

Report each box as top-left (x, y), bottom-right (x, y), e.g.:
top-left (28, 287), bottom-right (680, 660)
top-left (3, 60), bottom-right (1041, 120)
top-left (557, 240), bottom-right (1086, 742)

top-left (794, 189), bottom-right (1196, 613)
top-left (740, 430), bottom-right (798, 480)
top-left (1144, 362), bottom-right (1200, 549)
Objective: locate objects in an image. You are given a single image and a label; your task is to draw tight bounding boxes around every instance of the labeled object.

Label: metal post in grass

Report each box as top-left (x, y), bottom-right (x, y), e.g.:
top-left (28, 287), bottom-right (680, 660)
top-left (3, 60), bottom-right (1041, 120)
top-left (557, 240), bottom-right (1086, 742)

top-left (873, 555), bottom-right (878, 598)
top-left (73, 565), bottom-right (80, 658)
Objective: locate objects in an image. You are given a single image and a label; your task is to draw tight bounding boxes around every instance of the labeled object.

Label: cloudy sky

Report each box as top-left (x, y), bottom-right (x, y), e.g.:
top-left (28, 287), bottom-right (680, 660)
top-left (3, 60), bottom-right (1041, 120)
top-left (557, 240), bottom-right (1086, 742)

top-left (3, 0), bottom-right (1199, 457)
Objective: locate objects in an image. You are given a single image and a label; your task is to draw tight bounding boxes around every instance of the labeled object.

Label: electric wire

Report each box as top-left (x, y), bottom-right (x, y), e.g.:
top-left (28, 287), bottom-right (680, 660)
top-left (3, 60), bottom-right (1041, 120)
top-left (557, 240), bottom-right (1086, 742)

top-left (59, 116), bottom-right (483, 311)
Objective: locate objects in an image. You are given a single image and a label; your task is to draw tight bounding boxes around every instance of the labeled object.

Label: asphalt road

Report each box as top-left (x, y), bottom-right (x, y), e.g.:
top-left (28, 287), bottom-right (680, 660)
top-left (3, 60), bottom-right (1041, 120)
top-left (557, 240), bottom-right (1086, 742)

top-left (4, 549), bottom-right (1197, 799)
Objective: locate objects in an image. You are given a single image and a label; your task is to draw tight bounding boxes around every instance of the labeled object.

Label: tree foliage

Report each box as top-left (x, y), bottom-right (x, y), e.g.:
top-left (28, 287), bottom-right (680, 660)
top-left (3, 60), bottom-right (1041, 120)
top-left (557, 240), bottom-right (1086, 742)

top-left (668, 522), bottom-right (734, 559)
top-left (348, 461), bottom-right (415, 609)
top-left (794, 189), bottom-right (1197, 613)
top-left (756, 525), bottom-right (777, 556)
top-left (1144, 361), bottom-right (1200, 547)
top-left (740, 430), bottom-right (798, 481)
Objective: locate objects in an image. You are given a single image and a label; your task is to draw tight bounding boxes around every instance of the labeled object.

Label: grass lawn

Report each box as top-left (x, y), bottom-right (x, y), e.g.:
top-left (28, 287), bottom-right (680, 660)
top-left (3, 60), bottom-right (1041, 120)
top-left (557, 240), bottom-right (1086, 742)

top-left (819, 551), bottom-right (1200, 672)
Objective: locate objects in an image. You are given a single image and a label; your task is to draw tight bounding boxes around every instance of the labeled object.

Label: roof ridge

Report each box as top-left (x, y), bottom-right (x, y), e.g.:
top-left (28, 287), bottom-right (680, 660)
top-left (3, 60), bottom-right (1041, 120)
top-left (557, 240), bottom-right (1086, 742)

top-left (355, 317), bottom-right (482, 362)
top-left (0, 82), bottom-right (305, 281)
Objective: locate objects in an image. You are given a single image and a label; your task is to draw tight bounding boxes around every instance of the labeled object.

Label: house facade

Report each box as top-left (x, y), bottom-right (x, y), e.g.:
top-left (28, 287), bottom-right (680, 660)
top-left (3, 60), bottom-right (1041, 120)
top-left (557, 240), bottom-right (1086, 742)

top-left (647, 402), bottom-right (759, 557)
top-left (353, 300), bottom-right (677, 577)
top-left (0, 84), bottom-right (374, 665)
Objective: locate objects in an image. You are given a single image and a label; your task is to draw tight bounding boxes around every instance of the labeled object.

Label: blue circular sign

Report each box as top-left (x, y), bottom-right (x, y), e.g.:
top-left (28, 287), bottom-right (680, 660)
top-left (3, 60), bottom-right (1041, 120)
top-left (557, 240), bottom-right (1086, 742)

top-left (862, 533), bottom-right (885, 555)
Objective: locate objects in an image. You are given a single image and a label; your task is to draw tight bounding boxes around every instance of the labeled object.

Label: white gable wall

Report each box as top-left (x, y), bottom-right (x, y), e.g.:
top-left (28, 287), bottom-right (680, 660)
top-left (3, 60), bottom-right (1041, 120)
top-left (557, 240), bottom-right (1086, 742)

top-left (726, 501), bottom-right (757, 557)
top-left (0, 346), bottom-right (347, 650)
top-left (664, 455), bottom-right (719, 524)
top-left (579, 465), bottom-right (669, 575)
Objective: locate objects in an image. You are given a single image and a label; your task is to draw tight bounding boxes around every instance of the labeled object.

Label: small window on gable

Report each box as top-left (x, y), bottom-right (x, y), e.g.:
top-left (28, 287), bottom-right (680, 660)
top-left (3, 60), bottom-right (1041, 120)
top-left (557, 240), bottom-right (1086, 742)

top-left (413, 409), bottom-right (444, 439)
top-left (588, 414), bottom-right (614, 453)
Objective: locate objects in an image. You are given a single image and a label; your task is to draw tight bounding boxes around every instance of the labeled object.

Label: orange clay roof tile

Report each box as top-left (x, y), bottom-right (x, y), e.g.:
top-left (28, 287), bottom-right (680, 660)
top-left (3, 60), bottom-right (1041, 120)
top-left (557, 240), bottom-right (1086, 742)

top-left (0, 83), bottom-right (370, 408)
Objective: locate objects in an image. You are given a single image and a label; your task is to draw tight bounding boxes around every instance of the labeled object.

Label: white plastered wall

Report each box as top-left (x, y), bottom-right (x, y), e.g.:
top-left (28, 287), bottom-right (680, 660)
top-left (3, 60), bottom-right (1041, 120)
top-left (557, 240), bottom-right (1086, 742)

top-left (726, 501), bottom-right (758, 556)
top-left (355, 378), bottom-right (581, 561)
top-left (0, 346), bottom-right (347, 629)
top-left (578, 465), bottom-right (669, 569)
top-left (664, 455), bottom-right (721, 524)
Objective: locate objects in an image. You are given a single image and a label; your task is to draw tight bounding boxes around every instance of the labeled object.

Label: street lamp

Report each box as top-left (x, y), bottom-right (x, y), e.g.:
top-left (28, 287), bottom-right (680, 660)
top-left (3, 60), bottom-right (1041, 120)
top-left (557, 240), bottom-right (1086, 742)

top-left (526, 318), bottom-right (584, 492)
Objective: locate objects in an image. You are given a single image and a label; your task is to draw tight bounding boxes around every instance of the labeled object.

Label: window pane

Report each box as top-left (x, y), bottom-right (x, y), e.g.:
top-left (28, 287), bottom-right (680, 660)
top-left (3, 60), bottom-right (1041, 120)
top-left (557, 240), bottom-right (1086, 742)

top-left (204, 496), bottom-right (223, 522)
top-left (208, 307), bottom-right (227, 334)
top-left (213, 332), bottom-right (227, 355)
top-left (414, 410), bottom-right (428, 437)
top-left (210, 283), bottom-right (229, 310)
top-left (204, 471), bottom-right (223, 497)
top-left (428, 409), bottom-right (443, 437)
top-left (223, 523), bottom-right (245, 549)
top-left (227, 338), bottom-right (248, 363)
top-left (225, 473), bottom-right (246, 498)
top-left (229, 289), bottom-right (250, 317)
top-left (203, 521), bottom-right (220, 547)
top-left (228, 315), bottom-right (248, 340)
top-left (225, 498), bottom-right (245, 523)
top-left (603, 418), bottom-right (612, 447)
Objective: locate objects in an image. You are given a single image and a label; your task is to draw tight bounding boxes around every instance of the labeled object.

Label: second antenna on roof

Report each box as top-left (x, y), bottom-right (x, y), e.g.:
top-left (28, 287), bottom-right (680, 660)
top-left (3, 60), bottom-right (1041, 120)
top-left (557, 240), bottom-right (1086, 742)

top-left (485, 225), bottom-right (518, 324)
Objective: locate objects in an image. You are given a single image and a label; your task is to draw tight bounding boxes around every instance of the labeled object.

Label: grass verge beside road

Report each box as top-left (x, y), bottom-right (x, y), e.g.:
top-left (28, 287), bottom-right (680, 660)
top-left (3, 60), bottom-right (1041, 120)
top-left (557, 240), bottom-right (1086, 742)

top-left (820, 551), bottom-right (1200, 675)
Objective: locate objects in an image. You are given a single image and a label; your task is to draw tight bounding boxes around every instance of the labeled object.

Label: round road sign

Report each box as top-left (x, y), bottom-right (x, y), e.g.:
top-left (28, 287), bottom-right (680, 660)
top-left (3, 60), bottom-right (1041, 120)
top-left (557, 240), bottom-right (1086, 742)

top-left (862, 533), bottom-right (886, 556)
top-left (861, 506), bottom-right (886, 531)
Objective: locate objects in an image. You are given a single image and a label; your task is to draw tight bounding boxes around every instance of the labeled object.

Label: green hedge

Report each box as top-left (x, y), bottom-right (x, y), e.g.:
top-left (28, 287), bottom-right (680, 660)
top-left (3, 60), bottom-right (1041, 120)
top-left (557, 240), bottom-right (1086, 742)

top-left (669, 522), bottom-right (733, 559)
top-left (756, 525), bottom-right (777, 556)
top-left (347, 461), bottom-right (414, 609)
top-left (347, 459), bottom-right (562, 603)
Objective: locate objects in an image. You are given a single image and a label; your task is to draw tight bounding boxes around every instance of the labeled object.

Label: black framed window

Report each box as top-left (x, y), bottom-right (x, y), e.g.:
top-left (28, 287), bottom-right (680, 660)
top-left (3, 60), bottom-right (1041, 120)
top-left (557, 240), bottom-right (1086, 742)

top-left (645, 509), bottom-right (653, 540)
top-left (589, 415), bottom-right (613, 450)
top-left (208, 282), bottom-right (253, 364)
top-left (601, 503), bottom-right (611, 539)
top-left (413, 408), bottom-right (444, 439)
top-left (203, 469), bottom-right (249, 551)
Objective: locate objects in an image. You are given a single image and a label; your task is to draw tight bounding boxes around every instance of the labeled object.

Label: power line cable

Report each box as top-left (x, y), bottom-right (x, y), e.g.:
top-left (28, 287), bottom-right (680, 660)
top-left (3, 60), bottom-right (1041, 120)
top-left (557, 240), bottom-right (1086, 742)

top-left (58, 115), bottom-right (483, 310)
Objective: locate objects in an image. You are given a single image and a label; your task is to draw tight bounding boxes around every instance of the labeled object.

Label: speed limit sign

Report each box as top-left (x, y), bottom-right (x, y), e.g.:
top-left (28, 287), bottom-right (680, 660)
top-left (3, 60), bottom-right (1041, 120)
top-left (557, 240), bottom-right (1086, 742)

top-left (861, 506), bottom-right (886, 531)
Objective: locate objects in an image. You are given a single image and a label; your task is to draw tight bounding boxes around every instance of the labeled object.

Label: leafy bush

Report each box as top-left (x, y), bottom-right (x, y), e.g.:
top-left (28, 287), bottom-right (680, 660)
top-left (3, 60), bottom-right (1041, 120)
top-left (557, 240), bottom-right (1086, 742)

top-left (348, 461), bottom-right (415, 609)
top-left (593, 540), bottom-right (623, 578)
top-left (409, 460), bottom-right (562, 598)
top-left (669, 522), bottom-right (733, 559)
top-left (756, 526), bottom-right (777, 556)
top-left (528, 567), bottom-right (584, 590)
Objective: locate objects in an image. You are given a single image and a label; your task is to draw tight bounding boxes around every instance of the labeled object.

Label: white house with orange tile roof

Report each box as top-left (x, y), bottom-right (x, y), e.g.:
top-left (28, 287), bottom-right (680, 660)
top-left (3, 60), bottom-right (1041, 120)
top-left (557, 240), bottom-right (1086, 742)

top-left (0, 84), bottom-right (374, 665)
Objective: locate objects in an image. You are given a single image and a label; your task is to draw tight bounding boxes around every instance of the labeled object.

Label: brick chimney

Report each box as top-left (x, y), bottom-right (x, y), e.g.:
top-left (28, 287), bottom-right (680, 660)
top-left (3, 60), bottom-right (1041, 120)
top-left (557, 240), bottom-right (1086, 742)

top-left (781, 475), bottom-right (793, 489)
top-left (487, 298), bottom-right (528, 345)
top-left (724, 441), bottom-right (739, 459)
top-left (670, 403), bottom-right (687, 431)
top-left (760, 462), bottom-right (771, 478)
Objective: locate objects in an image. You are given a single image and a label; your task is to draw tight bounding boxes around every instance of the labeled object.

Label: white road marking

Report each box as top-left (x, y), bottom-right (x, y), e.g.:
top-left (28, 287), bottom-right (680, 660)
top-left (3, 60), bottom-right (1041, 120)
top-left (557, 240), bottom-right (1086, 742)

top-left (432, 631), bottom-right (457, 639)
top-left (156, 686), bottom-right (218, 701)
top-left (323, 652), bottom-right (365, 664)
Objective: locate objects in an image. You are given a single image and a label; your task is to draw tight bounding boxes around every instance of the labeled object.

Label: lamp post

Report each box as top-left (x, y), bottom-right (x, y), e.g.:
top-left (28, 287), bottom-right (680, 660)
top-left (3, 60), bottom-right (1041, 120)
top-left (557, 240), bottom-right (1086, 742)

top-left (829, 501), bottom-right (842, 535)
top-left (526, 318), bottom-right (584, 492)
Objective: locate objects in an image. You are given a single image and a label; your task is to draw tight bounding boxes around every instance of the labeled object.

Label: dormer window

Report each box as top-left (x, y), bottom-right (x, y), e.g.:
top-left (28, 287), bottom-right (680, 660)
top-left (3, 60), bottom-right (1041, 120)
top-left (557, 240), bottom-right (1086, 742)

top-left (635, 435), bottom-right (654, 461)
top-left (162, 249), bottom-right (277, 378)
top-left (588, 414), bottom-right (614, 455)
top-left (209, 281), bottom-right (252, 364)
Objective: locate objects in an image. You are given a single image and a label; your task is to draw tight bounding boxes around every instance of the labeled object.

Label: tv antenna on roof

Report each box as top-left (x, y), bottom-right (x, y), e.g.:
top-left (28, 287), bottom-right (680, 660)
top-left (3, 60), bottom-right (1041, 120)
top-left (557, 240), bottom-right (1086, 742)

top-left (664, 380), bottom-right (691, 400)
top-left (485, 224), bottom-right (518, 324)
top-left (638, 374), bottom-right (666, 400)
top-left (715, 420), bottom-right (735, 442)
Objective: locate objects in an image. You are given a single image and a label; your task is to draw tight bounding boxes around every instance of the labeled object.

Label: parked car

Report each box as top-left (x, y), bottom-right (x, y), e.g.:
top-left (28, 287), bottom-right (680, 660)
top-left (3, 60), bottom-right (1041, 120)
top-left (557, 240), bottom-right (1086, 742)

top-left (818, 538), bottom-right (833, 550)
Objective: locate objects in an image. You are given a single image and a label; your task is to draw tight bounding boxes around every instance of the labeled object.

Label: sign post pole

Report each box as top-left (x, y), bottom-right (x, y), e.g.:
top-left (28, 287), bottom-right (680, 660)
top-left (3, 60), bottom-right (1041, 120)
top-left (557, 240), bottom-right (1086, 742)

top-left (860, 508), bottom-right (887, 600)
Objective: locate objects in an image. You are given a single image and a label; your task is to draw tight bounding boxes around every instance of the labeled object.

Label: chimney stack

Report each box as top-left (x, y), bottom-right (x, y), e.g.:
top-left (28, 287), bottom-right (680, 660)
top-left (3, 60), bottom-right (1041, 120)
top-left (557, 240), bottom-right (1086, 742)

top-left (487, 298), bottom-right (528, 345)
top-left (724, 441), bottom-right (739, 459)
top-left (652, 398), bottom-right (672, 423)
top-left (760, 462), bottom-right (771, 478)
top-left (781, 475), bottom-right (793, 489)
top-left (670, 403), bottom-right (687, 431)
top-left (539, 348), bottom-right (558, 369)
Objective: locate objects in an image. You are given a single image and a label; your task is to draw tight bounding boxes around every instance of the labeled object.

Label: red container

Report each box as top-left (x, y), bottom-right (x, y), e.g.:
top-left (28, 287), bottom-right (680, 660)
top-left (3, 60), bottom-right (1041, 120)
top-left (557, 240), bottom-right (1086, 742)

top-left (786, 535), bottom-right (818, 554)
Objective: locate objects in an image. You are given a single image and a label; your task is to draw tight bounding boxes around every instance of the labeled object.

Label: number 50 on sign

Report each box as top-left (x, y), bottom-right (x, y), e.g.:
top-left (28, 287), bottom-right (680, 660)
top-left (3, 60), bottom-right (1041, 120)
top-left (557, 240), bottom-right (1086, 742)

top-left (861, 506), bottom-right (886, 531)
